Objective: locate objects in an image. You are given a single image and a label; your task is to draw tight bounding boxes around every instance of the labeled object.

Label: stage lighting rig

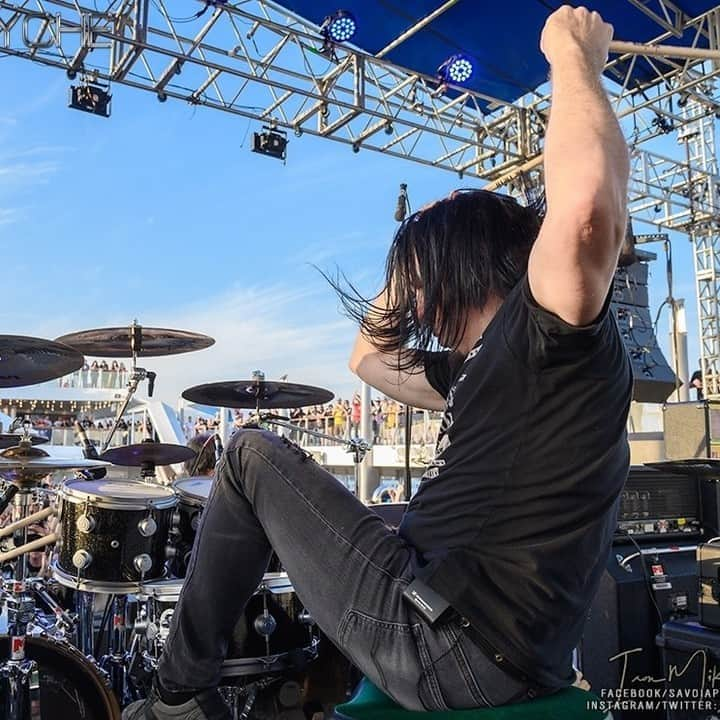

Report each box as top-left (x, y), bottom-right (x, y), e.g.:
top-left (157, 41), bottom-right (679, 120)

top-left (252, 126), bottom-right (288, 161)
top-left (437, 54), bottom-right (474, 86)
top-left (319, 10), bottom-right (357, 54)
top-left (321, 10), bottom-right (357, 43)
top-left (68, 83), bottom-right (112, 118)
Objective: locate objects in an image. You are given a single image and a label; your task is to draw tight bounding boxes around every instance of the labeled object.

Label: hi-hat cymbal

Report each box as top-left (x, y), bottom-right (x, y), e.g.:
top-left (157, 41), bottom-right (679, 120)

top-left (0, 452), bottom-right (110, 485)
top-left (181, 380), bottom-right (334, 409)
top-left (55, 325), bottom-right (215, 358)
top-left (0, 434), bottom-right (48, 450)
top-left (0, 335), bottom-right (84, 388)
top-left (100, 442), bottom-right (196, 467)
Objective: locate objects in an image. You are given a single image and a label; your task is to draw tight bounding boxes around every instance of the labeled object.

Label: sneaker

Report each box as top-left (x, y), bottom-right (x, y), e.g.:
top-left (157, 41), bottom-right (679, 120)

top-left (121, 682), bottom-right (231, 720)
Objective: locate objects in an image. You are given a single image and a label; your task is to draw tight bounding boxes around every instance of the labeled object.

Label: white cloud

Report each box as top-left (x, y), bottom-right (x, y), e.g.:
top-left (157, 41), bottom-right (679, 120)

top-left (0, 282), bottom-right (363, 407)
top-left (0, 160), bottom-right (58, 183)
top-left (126, 283), bottom-right (360, 405)
top-left (0, 146), bottom-right (67, 189)
top-left (0, 207), bottom-right (20, 225)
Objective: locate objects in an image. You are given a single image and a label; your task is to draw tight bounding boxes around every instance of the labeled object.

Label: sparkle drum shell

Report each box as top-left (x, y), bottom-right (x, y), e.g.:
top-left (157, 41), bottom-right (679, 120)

top-left (171, 477), bottom-right (282, 576)
top-left (138, 573), bottom-right (317, 677)
top-left (54, 479), bottom-right (176, 593)
top-left (171, 476), bottom-right (213, 577)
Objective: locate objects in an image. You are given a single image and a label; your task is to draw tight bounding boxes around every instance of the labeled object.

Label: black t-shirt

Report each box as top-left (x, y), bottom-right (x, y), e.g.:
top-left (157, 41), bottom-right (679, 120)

top-left (398, 275), bottom-right (632, 689)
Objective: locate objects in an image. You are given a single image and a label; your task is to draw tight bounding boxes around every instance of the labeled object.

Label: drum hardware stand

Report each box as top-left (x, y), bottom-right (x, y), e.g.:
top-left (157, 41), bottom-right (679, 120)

top-left (0, 578), bottom-right (40, 720)
top-left (140, 461), bottom-right (158, 484)
top-left (0, 490), bottom-right (60, 720)
top-left (257, 413), bottom-right (370, 493)
top-left (100, 594), bottom-right (133, 705)
top-left (75, 591), bottom-right (95, 657)
top-left (24, 578), bottom-right (74, 639)
top-left (222, 676), bottom-right (278, 720)
top-left (101, 322), bottom-right (157, 454)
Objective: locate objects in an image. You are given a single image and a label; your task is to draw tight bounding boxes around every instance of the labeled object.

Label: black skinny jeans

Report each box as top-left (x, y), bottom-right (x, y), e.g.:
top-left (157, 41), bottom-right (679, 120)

top-left (158, 429), bottom-right (526, 710)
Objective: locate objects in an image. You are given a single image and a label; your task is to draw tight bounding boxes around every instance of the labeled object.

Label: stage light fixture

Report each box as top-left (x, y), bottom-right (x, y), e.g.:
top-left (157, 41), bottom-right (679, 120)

top-left (68, 84), bottom-right (112, 117)
top-left (252, 126), bottom-right (288, 161)
top-left (321, 10), bottom-right (357, 44)
top-left (437, 54), bottom-right (474, 85)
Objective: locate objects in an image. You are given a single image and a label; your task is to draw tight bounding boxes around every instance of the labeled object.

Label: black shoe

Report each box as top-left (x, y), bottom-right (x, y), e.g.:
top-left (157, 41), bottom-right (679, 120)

top-left (121, 683), bottom-right (231, 720)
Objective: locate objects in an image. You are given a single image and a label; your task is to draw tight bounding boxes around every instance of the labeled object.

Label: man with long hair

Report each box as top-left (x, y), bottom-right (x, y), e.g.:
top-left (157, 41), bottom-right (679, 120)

top-left (124, 7), bottom-right (631, 719)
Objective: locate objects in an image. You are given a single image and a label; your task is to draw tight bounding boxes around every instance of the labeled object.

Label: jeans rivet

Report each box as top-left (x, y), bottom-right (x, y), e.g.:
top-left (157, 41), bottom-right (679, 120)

top-left (494, 654), bottom-right (503, 663)
top-left (460, 617), bottom-right (470, 628)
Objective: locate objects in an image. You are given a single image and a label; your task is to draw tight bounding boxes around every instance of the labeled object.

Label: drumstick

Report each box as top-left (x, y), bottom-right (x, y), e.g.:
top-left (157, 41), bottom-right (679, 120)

top-left (0, 533), bottom-right (57, 563)
top-left (609, 40), bottom-right (720, 62)
top-left (0, 507), bottom-right (56, 539)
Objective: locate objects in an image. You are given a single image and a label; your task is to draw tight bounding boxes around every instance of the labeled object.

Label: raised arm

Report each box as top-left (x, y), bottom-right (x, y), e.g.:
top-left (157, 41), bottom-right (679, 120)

top-left (529, 6), bottom-right (630, 326)
top-left (348, 292), bottom-right (446, 411)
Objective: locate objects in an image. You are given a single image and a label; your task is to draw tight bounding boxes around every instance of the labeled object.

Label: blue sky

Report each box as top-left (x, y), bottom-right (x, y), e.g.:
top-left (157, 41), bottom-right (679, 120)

top-left (0, 53), bottom-right (702, 404)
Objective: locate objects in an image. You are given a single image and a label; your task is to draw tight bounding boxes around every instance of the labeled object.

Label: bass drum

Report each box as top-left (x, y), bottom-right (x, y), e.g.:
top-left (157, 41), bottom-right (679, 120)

top-left (0, 635), bottom-right (120, 719)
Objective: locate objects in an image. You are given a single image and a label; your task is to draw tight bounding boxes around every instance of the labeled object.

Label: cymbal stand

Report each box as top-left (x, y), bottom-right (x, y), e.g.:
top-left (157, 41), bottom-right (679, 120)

top-left (0, 491), bottom-right (40, 720)
top-left (0, 577), bottom-right (39, 720)
top-left (101, 322), bottom-right (156, 454)
top-left (257, 413), bottom-right (370, 493)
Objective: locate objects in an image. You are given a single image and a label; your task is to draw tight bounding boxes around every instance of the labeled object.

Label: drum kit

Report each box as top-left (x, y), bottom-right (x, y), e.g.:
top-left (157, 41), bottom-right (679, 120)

top-left (0, 325), bottom-right (369, 720)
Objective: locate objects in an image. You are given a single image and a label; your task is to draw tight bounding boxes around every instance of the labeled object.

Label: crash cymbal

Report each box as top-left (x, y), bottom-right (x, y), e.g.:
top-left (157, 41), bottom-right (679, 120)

top-left (0, 335), bottom-right (84, 388)
top-left (0, 434), bottom-right (48, 449)
top-left (100, 442), bottom-right (196, 467)
top-left (56, 325), bottom-right (214, 358)
top-left (181, 380), bottom-right (334, 409)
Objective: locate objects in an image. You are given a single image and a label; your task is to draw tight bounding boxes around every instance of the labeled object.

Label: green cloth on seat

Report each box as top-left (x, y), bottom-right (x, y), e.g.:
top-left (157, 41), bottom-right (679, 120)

top-left (334, 679), bottom-right (608, 719)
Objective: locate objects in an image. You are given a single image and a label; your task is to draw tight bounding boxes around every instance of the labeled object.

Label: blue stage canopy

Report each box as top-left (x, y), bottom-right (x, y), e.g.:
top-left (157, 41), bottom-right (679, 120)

top-left (275, 1), bottom-right (718, 103)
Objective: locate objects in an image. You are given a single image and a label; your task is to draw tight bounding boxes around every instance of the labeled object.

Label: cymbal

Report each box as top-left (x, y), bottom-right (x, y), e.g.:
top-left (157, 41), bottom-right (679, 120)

top-left (55, 325), bottom-right (215, 358)
top-left (0, 447), bottom-right (109, 484)
top-left (0, 335), bottom-right (84, 388)
top-left (100, 442), bottom-right (196, 467)
top-left (0, 434), bottom-right (48, 450)
top-left (181, 380), bottom-right (334, 409)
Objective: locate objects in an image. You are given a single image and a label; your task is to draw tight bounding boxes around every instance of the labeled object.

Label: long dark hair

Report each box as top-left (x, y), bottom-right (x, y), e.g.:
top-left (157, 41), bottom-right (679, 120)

top-left (329, 188), bottom-right (543, 370)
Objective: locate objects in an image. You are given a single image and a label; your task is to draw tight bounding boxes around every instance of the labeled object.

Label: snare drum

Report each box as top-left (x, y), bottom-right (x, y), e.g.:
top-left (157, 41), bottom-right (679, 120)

top-left (54, 479), bottom-right (176, 593)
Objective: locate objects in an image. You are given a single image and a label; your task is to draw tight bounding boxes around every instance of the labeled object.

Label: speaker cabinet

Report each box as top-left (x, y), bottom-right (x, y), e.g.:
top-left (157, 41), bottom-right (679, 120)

top-left (663, 401), bottom-right (720, 460)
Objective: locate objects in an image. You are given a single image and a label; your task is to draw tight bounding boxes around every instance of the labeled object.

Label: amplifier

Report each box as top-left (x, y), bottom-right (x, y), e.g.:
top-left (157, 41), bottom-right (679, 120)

top-left (580, 544), bottom-right (698, 720)
top-left (615, 466), bottom-right (701, 541)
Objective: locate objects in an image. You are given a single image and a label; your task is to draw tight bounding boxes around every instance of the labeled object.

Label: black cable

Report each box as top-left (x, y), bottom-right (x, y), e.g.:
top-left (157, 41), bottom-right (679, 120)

top-left (403, 406), bottom-right (412, 500)
top-left (616, 530), bottom-right (665, 628)
top-left (401, 187), bottom-right (413, 502)
top-left (652, 299), bottom-right (668, 334)
top-left (150, 0), bottom-right (210, 23)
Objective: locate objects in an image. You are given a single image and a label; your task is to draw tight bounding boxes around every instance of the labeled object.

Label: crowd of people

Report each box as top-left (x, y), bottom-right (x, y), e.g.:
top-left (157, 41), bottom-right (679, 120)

top-left (12, 413), bottom-right (155, 447)
top-left (57, 360), bottom-right (130, 389)
top-left (182, 393), bottom-right (443, 447)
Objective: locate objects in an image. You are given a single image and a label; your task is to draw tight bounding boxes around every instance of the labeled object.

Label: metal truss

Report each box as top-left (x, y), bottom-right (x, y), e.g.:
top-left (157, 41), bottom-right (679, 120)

top-left (679, 103), bottom-right (720, 398)
top-left (4, 0), bottom-right (720, 394)
top-left (0, 0), bottom-right (717, 181)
